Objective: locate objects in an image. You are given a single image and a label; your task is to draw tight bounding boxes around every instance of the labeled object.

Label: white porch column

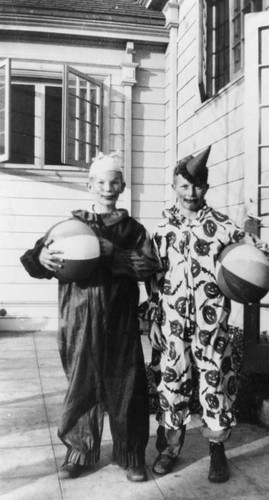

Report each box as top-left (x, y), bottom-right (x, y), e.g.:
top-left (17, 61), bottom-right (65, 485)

top-left (163, 1), bottom-right (179, 204)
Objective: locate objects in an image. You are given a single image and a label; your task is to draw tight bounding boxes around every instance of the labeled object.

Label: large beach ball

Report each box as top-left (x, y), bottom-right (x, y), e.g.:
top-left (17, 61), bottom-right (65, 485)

top-left (216, 243), bottom-right (269, 303)
top-left (46, 218), bottom-right (100, 282)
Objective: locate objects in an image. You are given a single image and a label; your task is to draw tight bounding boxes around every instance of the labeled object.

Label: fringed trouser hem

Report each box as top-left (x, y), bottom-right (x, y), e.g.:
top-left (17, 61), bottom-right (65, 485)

top-left (64, 446), bottom-right (101, 466)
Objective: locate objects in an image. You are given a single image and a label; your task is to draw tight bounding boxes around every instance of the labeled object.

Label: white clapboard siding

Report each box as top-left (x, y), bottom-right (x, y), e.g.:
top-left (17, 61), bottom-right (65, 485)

top-left (1, 215), bottom-right (70, 234)
top-left (110, 117), bottom-right (124, 135)
top-left (132, 87), bottom-right (165, 105)
top-left (132, 184), bottom-right (164, 202)
top-left (0, 179), bottom-right (89, 200)
top-left (1, 232), bottom-right (49, 249)
top-left (111, 85), bottom-right (125, 103)
top-left (135, 47), bottom-right (167, 70)
top-left (132, 55), bottom-right (166, 229)
top-left (132, 201), bottom-right (163, 220)
top-left (0, 267), bottom-right (59, 285)
top-left (137, 218), bottom-right (161, 234)
top-left (209, 155), bottom-right (245, 188)
top-left (0, 249), bottom-right (25, 266)
top-left (0, 198), bottom-right (89, 218)
top-left (132, 151), bottom-right (165, 168)
top-left (133, 103), bottom-right (165, 121)
top-left (172, 0), bottom-right (246, 233)
top-left (133, 119), bottom-right (165, 136)
top-left (208, 178), bottom-right (245, 208)
top-left (1, 283), bottom-right (58, 303)
top-left (177, 105), bottom-right (244, 147)
top-left (111, 101), bottom-right (125, 118)
top-left (0, 33), bottom-right (167, 330)
top-left (133, 136), bottom-right (165, 153)
top-left (110, 135), bottom-right (124, 151)
top-left (132, 167), bottom-right (164, 185)
top-left (136, 68), bottom-right (165, 88)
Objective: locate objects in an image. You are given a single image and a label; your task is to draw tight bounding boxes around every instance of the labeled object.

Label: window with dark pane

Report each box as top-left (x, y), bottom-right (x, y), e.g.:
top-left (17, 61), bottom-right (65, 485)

top-left (215, 0), bottom-right (230, 92)
top-left (9, 84), bottom-right (35, 164)
top-left (200, 0), bottom-right (266, 100)
top-left (45, 86), bottom-right (62, 165)
top-left (63, 66), bottom-right (102, 168)
top-left (0, 68), bottom-right (6, 156)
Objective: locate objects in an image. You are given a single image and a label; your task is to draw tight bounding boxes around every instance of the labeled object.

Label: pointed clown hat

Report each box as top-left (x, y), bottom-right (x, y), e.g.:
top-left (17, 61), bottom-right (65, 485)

top-left (89, 151), bottom-right (124, 178)
top-left (174, 145), bottom-right (211, 185)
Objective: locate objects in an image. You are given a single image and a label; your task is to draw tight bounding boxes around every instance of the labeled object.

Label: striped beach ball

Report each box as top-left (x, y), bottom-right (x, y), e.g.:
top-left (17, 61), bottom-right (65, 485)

top-left (47, 218), bottom-right (100, 282)
top-left (216, 243), bottom-right (269, 303)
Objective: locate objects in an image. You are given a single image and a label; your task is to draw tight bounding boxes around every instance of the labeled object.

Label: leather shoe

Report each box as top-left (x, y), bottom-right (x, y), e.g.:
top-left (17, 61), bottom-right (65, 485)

top-left (59, 462), bottom-right (84, 479)
top-left (208, 442), bottom-right (229, 483)
top-left (126, 465), bottom-right (147, 482)
top-left (152, 454), bottom-right (176, 475)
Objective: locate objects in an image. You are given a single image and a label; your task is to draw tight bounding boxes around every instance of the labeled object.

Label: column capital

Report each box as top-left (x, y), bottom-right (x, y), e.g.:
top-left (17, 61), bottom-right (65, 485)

top-left (121, 41), bottom-right (138, 86)
top-left (163, 1), bottom-right (179, 29)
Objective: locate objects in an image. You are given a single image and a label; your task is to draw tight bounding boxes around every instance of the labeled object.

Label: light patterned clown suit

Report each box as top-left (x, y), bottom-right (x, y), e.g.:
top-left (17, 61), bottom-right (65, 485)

top-left (148, 203), bottom-right (255, 440)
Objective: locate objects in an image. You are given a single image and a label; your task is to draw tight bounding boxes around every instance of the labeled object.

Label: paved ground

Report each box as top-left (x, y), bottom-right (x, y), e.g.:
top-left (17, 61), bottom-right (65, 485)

top-left (1, 330), bottom-right (269, 500)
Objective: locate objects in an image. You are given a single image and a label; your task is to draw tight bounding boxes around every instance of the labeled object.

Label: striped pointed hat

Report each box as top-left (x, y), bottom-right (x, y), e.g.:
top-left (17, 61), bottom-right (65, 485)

top-left (174, 146), bottom-right (211, 185)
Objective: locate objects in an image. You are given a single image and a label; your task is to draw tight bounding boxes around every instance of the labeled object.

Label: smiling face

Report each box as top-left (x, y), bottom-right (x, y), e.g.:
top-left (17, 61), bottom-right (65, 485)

top-left (89, 170), bottom-right (125, 213)
top-left (173, 174), bottom-right (208, 218)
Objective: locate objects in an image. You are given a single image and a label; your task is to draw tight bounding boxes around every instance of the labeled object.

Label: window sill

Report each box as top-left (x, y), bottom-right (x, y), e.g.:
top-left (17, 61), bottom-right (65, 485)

top-left (0, 163), bottom-right (88, 173)
top-left (195, 74), bottom-right (244, 114)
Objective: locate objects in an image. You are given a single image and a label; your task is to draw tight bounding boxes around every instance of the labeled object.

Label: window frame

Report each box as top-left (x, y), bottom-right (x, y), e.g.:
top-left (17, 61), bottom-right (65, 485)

top-left (0, 60), bottom-right (104, 170)
top-left (62, 65), bottom-right (103, 169)
top-left (198, 0), bottom-right (266, 102)
top-left (0, 58), bottom-right (10, 162)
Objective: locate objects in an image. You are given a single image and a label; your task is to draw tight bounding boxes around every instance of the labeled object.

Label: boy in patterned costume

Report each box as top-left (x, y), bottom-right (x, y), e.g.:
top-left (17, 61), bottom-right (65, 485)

top-left (148, 146), bottom-right (266, 483)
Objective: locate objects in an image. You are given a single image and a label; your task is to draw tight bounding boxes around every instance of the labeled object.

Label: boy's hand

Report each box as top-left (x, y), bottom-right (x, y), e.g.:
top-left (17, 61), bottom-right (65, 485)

top-left (99, 238), bottom-right (114, 257)
top-left (149, 321), bottom-right (167, 351)
top-left (39, 239), bottom-right (64, 272)
top-left (255, 241), bottom-right (269, 257)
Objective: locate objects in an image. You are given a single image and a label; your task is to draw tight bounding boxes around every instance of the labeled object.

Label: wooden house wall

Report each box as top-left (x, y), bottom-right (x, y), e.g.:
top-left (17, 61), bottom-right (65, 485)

top-left (0, 39), bottom-right (166, 330)
top-left (176, 0), bottom-right (246, 225)
top-left (133, 45), bottom-right (166, 233)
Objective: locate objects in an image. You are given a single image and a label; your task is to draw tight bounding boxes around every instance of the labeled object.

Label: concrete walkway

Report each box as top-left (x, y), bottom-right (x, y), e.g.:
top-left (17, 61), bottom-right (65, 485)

top-left (1, 331), bottom-right (269, 500)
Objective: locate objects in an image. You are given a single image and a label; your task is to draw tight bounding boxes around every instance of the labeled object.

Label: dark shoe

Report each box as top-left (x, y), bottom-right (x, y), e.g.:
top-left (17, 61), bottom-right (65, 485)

top-left (208, 442), bottom-right (229, 483)
top-left (59, 462), bottom-right (84, 479)
top-left (126, 465), bottom-right (147, 482)
top-left (152, 454), bottom-right (176, 475)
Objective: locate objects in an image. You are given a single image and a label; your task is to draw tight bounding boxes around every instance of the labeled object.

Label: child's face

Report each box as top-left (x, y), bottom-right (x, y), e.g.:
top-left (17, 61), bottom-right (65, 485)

top-left (88, 170), bottom-right (125, 213)
top-left (173, 174), bottom-right (208, 213)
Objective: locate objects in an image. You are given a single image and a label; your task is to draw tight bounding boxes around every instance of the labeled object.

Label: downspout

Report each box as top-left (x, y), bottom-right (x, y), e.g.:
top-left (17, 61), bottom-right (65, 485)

top-left (121, 41), bottom-right (138, 215)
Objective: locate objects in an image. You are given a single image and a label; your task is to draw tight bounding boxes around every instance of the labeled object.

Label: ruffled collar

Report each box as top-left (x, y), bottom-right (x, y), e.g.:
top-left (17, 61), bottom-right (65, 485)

top-left (72, 207), bottom-right (129, 227)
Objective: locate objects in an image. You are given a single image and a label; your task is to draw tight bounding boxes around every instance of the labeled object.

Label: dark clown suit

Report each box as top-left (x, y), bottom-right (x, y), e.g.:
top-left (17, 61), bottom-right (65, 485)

top-left (21, 208), bottom-right (160, 469)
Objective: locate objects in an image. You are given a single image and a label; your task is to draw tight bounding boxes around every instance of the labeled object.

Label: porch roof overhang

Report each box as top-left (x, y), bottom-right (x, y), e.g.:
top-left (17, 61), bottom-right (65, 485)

top-left (0, 0), bottom-right (169, 45)
top-left (0, 13), bottom-right (169, 45)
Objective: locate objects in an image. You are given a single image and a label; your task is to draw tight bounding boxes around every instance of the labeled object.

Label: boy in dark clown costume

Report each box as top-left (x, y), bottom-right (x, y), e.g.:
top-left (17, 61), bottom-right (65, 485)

top-left (148, 146), bottom-right (268, 483)
top-left (20, 153), bottom-right (160, 482)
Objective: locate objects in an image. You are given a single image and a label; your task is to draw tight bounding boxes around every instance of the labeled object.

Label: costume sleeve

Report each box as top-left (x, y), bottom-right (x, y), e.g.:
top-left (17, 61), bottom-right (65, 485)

top-left (20, 237), bottom-right (54, 280)
top-left (110, 227), bottom-right (162, 281)
top-left (221, 214), bottom-right (269, 256)
top-left (225, 215), bottom-right (268, 248)
top-left (145, 227), bottom-right (167, 323)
